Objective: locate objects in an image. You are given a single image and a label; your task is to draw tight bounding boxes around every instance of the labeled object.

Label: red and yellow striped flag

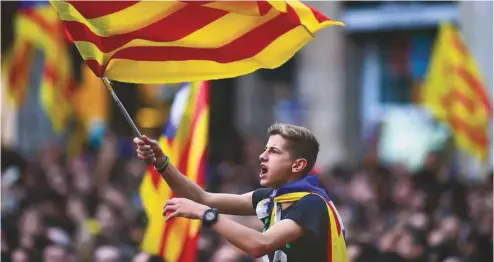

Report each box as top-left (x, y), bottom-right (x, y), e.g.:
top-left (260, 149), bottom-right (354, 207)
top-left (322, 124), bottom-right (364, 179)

top-left (421, 22), bottom-right (492, 160)
top-left (2, 40), bottom-right (36, 107)
top-left (139, 81), bottom-right (209, 262)
top-left (17, 3), bottom-right (74, 132)
top-left (50, 1), bottom-right (343, 84)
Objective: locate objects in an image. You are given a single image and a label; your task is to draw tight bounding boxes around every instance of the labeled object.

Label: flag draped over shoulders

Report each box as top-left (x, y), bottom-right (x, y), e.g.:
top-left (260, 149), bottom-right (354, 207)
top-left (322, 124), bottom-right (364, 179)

top-left (50, 1), bottom-right (343, 84)
top-left (139, 81), bottom-right (209, 262)
top-left (266, 175), bottom-right (348, 262)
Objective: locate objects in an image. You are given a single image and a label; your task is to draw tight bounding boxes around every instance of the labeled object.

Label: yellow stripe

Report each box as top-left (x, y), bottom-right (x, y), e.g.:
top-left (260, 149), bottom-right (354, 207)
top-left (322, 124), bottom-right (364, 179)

top-left (141, 214), bottom-right (166, 253)
top-left (72, 65), bottom-right (109, 129)
top-left (170, 90), bottom-right (196, 166)
top-left (15, 12), bottom-right (64, 64)
top-left (274, 192), bottom-right (310, 203)
top-left (163, 218), bottom-right (190, 261)
top-left (39, 81), bottom-right (71, 132)
top-left (202, 1), bottom-right (264, 16)
top-left (266, 0), bottom-right (288, 13)
top-left (50, 1), bottom-right (186, 37)
top-left (455, 131), bottom-right (487, 160)
top-left (271, 192), bottom-right (310, 227)
top-left (287, 1), bottom-right (325, 34)
top-left (186, 107), bottom-right (209, 185)
top-left (325, 203), bottom-right (348, 262)
top-left (99, 26), bottom-right (314, 84)
top-left (139, 171), bottom-right (172, 254)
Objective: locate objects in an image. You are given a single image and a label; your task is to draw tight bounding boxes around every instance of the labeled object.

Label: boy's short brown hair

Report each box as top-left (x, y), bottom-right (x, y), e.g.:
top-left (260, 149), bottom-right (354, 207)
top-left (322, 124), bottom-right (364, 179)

top-left (267, 123), bottom-right (319, 175)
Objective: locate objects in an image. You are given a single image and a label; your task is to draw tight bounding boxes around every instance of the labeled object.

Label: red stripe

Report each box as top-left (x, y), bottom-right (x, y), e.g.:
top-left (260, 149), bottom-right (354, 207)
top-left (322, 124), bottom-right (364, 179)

top-left (442, 90), bottom-right (476, 113)
top-left (308, 5), bottom-right (331, 24)
top-left (85, 60), bottom-right (104, 77)
top-left (285, 4), bottom-right (302, 25)
top-left (257, 1), bottom-right (273, 16)
top-left (43, 64), bottom-right (57, 84)
top-left (181, 1), bottom-right (271, 16)
top-left (451, 66), bottom-right (492, 116)
top-left (64, 28), bottom-right (74, 43)
top-left (311, 193), bottom-right (337, 262)
top-left (68, 12), bottom-right (298, 71)
top-left (190, 83), bottom-right (209, 128)
top-left (158, 216), bottom-right (176, 257)
top-left (326, 201), bottom-right (342, 237)
top-left (42, 64), bottom-right (74, 99)
top-left (448, 116), bottom-right (489, 148)
top-left (148, 167), bottom-right (162, 190)
top-left (68, 1), bottom-right (139, 19)
top-left (21, 8), bottom-right (63, 34)
top-left (451, 32), bottom-right (468, 57)
top-left (178, 1), bottom-right (216, 5)
top-left (313, 193), bottom-right (342, 237)
top-left (64, 5), bottom-right (228, 53)
top-left (9, 43), bottom-right (33, 92)
top-left (195, 82), bottom-right (209, 190)
top-left (179, 234), bottom-right (199, 262)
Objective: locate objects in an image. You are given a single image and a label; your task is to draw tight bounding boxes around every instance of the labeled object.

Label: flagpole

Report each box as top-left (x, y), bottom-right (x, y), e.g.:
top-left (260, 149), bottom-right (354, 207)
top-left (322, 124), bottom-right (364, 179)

top-left (101, 77), bottom-right (156, 163)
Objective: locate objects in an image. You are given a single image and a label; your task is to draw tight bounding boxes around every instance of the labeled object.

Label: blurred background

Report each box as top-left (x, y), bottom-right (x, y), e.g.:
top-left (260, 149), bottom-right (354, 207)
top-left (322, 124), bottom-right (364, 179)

top-left (1, 1), bottom-right (493, 262)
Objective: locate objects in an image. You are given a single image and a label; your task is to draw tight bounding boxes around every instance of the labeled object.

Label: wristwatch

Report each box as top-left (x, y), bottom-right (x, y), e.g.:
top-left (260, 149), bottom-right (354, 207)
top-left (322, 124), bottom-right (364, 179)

top-left (202, 208), bottom-right (219, 227)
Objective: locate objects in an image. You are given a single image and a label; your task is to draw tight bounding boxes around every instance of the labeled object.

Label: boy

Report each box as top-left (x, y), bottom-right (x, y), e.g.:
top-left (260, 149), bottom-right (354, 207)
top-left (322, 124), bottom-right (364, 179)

top-left (134, 123), bottom-right (348, 261)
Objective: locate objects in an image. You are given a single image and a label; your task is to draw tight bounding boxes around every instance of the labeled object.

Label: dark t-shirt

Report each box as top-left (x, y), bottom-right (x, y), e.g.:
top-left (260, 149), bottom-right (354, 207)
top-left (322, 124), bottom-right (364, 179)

top-left (252, 188), bottom-right (330, 262)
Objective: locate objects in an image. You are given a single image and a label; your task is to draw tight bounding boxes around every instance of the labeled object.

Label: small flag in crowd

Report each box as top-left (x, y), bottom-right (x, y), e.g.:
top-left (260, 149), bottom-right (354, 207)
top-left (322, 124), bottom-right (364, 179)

top-left (421, 22), bottom-right (492, 161)
top-left (14, 1), bottom-right (75, 132)
top-left (2, 40), bottom-right (36, 107)
top-left (139, 81), bottom-right (209, 262)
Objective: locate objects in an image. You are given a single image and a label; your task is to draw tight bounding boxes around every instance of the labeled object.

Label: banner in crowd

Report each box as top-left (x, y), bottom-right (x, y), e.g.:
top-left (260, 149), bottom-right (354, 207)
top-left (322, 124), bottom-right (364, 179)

top-left (139, 81), bottom-right (209, 262)
top-left (10, 1), bottom-right (74, 132)
top-left (421, 22), bottom-right (492, 161)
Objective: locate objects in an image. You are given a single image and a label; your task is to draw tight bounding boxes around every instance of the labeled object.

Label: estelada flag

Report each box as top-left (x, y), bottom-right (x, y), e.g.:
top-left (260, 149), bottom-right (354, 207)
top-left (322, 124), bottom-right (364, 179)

top-left (50, 1), bottom-right (343, 84)
top-left (139, 81), bottom-right (209, 261)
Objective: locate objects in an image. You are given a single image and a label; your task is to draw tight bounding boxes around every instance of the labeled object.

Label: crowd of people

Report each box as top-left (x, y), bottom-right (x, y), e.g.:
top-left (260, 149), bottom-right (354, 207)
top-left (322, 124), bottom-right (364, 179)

top-left (1, 131), bottom-right (492, 262)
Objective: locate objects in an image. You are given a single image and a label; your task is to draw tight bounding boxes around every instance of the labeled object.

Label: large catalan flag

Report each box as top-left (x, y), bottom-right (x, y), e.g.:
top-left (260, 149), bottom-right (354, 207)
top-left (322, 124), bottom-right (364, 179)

top-left (421, 23), bottom-right (492, 160)
top-left (16, 1), bottom-right (74, 132)
top-left (139, 81), bottom-right (209, 262)
top-left (49, 1), bottom-right (343, 84)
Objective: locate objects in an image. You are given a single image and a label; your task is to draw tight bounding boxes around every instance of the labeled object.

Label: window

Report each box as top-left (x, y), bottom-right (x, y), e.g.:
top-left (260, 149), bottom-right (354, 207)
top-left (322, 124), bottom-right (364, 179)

top-left (377, 29), bottom-right (437, 104)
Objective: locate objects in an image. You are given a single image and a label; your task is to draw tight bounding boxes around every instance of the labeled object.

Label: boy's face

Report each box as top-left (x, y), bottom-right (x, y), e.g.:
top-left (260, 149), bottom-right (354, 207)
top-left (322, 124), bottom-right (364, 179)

top-left (259, 135), bottom-right (295, 188)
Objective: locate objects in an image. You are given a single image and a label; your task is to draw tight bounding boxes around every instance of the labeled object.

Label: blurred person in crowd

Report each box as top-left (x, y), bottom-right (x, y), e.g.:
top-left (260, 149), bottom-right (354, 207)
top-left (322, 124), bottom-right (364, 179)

top-left (210, 243), bottom-right (254, 262)
top-left (133, 252), bottom-right (166, 262)
top-left (43, 244), bottom-right (68, 262)
top-left (11, 248), bottom-right (30, 262)
top-left (135, 123), bottom-right (348, 261)
top-left (94, 245), bottom-right (122, 262)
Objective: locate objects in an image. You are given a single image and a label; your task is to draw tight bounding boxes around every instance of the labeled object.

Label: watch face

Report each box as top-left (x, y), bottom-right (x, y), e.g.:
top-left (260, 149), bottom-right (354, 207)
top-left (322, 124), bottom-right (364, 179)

top-left (205, 211), bottom-right (215, 221)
